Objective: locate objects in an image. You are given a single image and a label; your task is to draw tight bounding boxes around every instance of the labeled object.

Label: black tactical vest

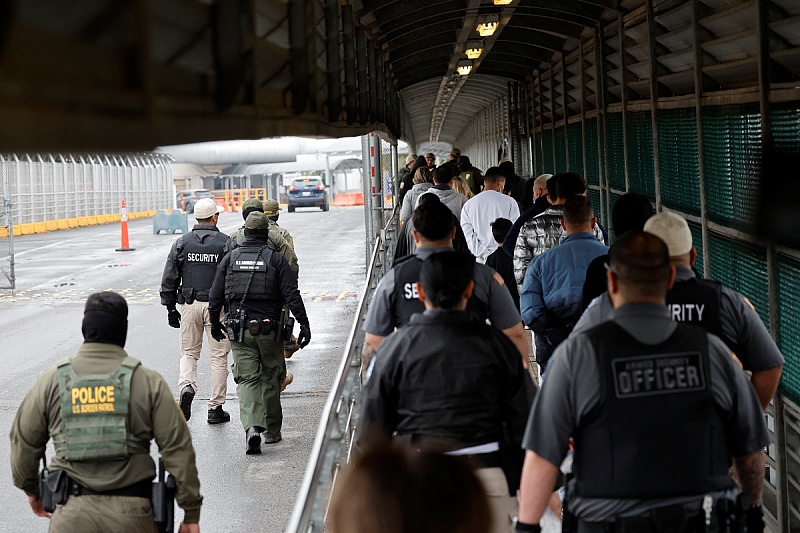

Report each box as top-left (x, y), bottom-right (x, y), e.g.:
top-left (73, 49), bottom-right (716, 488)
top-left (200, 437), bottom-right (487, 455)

top-left (392, 254), bottom-right (488, 327)
top-left (573, 322), bottom-right (735, 499)
top-left (180, 229), bottom-right (229, 301)
top-left (666, 277), bottom-right (723, 338)
top-left (224, 246), bottom-right (280, 303)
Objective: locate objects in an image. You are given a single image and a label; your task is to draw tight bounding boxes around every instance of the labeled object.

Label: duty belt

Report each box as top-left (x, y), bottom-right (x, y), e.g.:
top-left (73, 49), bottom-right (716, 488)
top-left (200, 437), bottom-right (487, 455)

top-left (68, 478), bottom-right (152, 499)
top-left (578, 509), bottom-right (705, 533)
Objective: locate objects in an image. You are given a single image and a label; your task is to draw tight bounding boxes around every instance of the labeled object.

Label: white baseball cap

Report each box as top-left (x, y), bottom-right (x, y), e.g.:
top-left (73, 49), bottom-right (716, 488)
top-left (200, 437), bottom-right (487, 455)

top-left (643, 211), bottom-right (693, 256)
top-left (194, 198), bottom-right (224, 219)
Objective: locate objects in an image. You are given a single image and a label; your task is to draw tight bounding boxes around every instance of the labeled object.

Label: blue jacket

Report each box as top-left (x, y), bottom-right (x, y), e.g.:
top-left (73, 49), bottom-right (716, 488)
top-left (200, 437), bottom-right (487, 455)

top-left (520, 232), bottom-right (608, 327)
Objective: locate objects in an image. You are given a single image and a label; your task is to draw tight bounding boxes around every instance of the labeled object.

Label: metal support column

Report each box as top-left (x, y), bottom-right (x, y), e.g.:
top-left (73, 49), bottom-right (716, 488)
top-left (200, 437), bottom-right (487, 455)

top-left (370, 132), bottom-right (384, 242)
top-left (646, 0), bottom-right (662, 210)
top-left (561, 54), bottom-right (569, 171)
top-left (692, 0), bottom-right (711, 279)
top-left (618, 11), bottom-right (631, 192)
top-left (597, 26), bottom-right (612, 231)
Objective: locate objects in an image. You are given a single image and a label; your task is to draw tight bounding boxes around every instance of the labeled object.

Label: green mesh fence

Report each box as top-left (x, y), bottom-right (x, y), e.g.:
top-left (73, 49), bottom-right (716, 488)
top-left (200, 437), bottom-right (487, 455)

top-left (555, 127), bottom-right (567, 173)
top-left (607, 113), bottom-right (625, 190)
top-left (702, 104), bottom-right (761, 230)
top-left (659, 108), bottom-right (701, 216)
top-left (626, 111), bottom-right (656, 201)
top-left (777, 255), bottom-right (800, 405)
top-left (771, 107), bottom-right (800, 153)
top-left (567, 122), bottom-right (584, 176)
top-left (688, 220), bottom-right (704, 276)
top-left (707, 232), bottom-right (769, 329)
top-left (585, 117), bottom-right (600, 186)
top-left (587, 189), bottom-right (602, 227)
top-left (541, 129), bottom-right (554, 173)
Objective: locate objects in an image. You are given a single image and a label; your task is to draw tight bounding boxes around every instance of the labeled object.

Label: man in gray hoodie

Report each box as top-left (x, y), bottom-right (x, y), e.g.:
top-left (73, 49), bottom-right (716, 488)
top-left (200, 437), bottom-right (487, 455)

top-left (416, 165), bottom-right (469, 220)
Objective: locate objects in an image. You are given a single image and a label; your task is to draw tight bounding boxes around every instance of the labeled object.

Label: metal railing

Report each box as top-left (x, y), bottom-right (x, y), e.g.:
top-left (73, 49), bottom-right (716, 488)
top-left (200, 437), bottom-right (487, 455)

top-left (286, 202), bottom-right (400, 533)
top-left (0, 156), bottom-right (14, 291)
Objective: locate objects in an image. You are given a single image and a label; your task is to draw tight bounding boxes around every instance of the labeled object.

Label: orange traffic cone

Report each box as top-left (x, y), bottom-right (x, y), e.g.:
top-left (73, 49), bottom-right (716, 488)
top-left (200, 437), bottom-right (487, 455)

top-left (116, 199), bottom-right (136, 252)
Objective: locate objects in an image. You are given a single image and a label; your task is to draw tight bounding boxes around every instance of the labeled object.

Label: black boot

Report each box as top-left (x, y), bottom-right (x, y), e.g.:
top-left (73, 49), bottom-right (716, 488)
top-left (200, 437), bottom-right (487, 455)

top-left (207, 405), bottom-right (230, 424)
top-left (179, 385), bottom-right (195, 421)
top-left (246, 427), bottom-right (262, 454)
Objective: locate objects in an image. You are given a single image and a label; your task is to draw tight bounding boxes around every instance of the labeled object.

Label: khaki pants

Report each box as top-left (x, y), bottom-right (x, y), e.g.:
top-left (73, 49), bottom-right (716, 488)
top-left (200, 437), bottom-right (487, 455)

top-left (476, 467), bottom-right (518, 533)
top-left (179, 300), bottom-right (231, 408)
top-left (49, 495), bottom-right (159, 533)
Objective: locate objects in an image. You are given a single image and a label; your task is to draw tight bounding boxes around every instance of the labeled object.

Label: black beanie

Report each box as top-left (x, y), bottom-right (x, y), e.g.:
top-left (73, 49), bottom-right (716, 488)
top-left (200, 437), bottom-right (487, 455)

top-left (82, 292), bottom-right (128, 348)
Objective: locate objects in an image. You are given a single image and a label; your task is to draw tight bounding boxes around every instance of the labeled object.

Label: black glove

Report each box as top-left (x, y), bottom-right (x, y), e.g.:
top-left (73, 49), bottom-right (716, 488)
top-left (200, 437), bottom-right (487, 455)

top-left (745, 505), bottom-right (764, 533)
top-left (298, 324), bottom-right (311, 348)
top-left (210, 322), bottom-right (227, 342)
top-left (167, 306), bottom-right (181, 328)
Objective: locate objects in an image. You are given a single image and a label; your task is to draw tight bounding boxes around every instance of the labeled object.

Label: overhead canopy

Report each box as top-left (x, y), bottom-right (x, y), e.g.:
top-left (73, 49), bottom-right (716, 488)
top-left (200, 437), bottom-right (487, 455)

top-left (1, 0), bottom-right (798, 153)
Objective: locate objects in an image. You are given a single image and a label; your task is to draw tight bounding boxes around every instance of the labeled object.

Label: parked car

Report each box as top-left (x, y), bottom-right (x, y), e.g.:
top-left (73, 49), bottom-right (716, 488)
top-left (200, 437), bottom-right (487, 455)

top-left (287, 178), bottom-right (328, 212)
top-left (177, 189), bottom-right (215, 213)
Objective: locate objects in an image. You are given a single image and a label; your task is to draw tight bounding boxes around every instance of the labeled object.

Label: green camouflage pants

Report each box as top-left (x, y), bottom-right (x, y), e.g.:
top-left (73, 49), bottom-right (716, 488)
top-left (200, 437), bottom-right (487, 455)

top-left (231, 329), bottom-right (286, 437)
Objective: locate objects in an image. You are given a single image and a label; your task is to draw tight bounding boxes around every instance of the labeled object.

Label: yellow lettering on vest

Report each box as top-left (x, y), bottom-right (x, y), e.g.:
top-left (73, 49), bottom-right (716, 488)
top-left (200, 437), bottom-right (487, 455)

top-left (88, 387), bottom-right (95, 403)
top-left (73, 405), bottom-right (80, 414)
top-left (72, 388), bottom-right (80, 404)
top-left (98, 387), bottom-right (106, 403)
top-left (79, 388), bottom-right (88, 404)
top-left (107, 386), bottom-right (115, 403)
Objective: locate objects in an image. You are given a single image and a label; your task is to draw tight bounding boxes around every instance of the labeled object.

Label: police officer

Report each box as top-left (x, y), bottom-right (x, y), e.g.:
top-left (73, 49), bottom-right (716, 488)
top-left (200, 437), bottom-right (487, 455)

top-left (575, 211), bottom-right (784, 410)
top-left (10, 292), bottom-right (203, 533)
top-left (208, 211), bottom-right (311, 454)
top-left (357, 251), bottom-right (536, 533)
top-left (362, 195), bottom-right (528, 372)
top-left (161, 197), bottom-right (234, 424)
top-left (229, 198), bottom-right (299, 278)
top-left (516, 232), bottom-right (768, 533)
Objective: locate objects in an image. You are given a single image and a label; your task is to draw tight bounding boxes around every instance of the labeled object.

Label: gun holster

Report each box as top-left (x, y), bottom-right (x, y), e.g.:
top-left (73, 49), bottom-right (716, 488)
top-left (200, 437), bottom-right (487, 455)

top-left (39, 467), bottom-right (68, 513)
top-left (180, 287), bottom-right (195, 305)
top-left (152, 458), bottom-right (176, 533)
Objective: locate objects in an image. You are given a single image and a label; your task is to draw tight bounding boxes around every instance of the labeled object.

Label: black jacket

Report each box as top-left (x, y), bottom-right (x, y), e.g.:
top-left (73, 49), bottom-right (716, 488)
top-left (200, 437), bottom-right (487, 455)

top-left (357, 310), bottom-right (536, 451)
top-left (208, 237), bottom-right (308, 326)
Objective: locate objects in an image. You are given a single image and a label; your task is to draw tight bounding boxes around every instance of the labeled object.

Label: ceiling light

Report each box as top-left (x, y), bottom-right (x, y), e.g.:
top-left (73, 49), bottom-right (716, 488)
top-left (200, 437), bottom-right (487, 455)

top-left (457, 60), bottom-right (473, 76)
top-left (476, 15), bottom-right (500, 37)
top-left (493, 0), bottom-right (513, 4)
top-left (465, 41), bottom-right (483, 59)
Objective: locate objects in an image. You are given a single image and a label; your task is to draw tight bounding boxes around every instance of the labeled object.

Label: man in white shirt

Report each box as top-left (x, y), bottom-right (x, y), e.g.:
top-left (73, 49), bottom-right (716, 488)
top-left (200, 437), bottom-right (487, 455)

top-left (460, 166), bottom-right (520, 263)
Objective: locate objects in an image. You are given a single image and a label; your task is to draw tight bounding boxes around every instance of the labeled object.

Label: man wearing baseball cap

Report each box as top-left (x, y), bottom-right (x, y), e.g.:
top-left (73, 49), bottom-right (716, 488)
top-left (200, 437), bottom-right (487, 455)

top-left (575, 210), bottom-right (783, 410)
top-left (229, 198), bottom-right (298, 278)
top-left (161, 197), bottom-right (234, 424)
top-left (643, 210), bottom-right (783, 409)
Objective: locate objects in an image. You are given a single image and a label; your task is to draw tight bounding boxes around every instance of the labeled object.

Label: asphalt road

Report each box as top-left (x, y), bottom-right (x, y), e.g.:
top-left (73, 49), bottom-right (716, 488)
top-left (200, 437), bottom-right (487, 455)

top-left (0, 205), bottom-right (367, 532)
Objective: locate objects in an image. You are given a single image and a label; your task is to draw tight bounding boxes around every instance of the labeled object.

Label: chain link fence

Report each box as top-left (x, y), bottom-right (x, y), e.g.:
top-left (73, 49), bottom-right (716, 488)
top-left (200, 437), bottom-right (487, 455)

top-left (0, 156), bottom-right (14, 290)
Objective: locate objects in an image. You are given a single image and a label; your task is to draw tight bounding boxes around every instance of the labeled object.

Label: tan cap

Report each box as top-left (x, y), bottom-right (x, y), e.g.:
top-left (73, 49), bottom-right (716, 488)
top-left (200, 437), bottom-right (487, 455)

top-left (643, 211), bottom-right (693, 256)
top-left (450, 147), bottom-right (461, 157)
top-left (194, 198), bottom-right (223, 219)
top-left (263, 199), bottom-right (281, 215)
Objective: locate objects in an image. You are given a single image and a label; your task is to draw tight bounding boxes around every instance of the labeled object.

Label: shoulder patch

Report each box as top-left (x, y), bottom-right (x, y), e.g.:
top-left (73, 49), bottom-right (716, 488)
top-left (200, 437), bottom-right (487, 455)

top-left (743, 297), bottom-right (756, 312)
top-left (493, 272), bottom-right (505, 286)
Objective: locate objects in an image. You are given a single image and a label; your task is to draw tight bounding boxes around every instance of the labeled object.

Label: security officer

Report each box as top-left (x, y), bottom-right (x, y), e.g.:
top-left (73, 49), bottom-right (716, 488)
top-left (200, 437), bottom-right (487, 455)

top-left (229, 198), bottom-right (299, 278)
top-left (208, 211), bottom-right (311, 454)
top-left (161, 197), bottom-right (234, 424)
top-left (516, 232), bottom-right (768, 533)
top-left (362, 195), bottom-right (528, 372)
top-left (575, 211), bottom-right (784, 410)
top-left (356, 251), bottom-right (537, 533)
top-left (10, 292), bottom-right (203, 533)
top-left (264, 198), bottom-right (301, 360)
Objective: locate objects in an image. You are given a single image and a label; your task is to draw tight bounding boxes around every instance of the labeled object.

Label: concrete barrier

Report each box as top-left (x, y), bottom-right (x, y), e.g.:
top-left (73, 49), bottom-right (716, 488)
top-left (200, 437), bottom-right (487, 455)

top-left (333, 193), bottom-right (364, 206)
top-left (153, 209), bottom-right (189, 235)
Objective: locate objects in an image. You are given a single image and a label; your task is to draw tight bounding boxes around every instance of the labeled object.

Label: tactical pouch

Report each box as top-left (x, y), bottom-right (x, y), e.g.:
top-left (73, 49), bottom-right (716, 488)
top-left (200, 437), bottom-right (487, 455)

top-left (248, 319), bottom-right (261, 336)
top-left (39, 468), bottom-right (68, 513)
top-left (260, 319), bottom-right (274, 336)
top-left (176, 293), bottom-right (185, 305)
top-left (180, 287), bottom-right (195, 305)
top-left (283, 316), bottom-right (295, 343)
